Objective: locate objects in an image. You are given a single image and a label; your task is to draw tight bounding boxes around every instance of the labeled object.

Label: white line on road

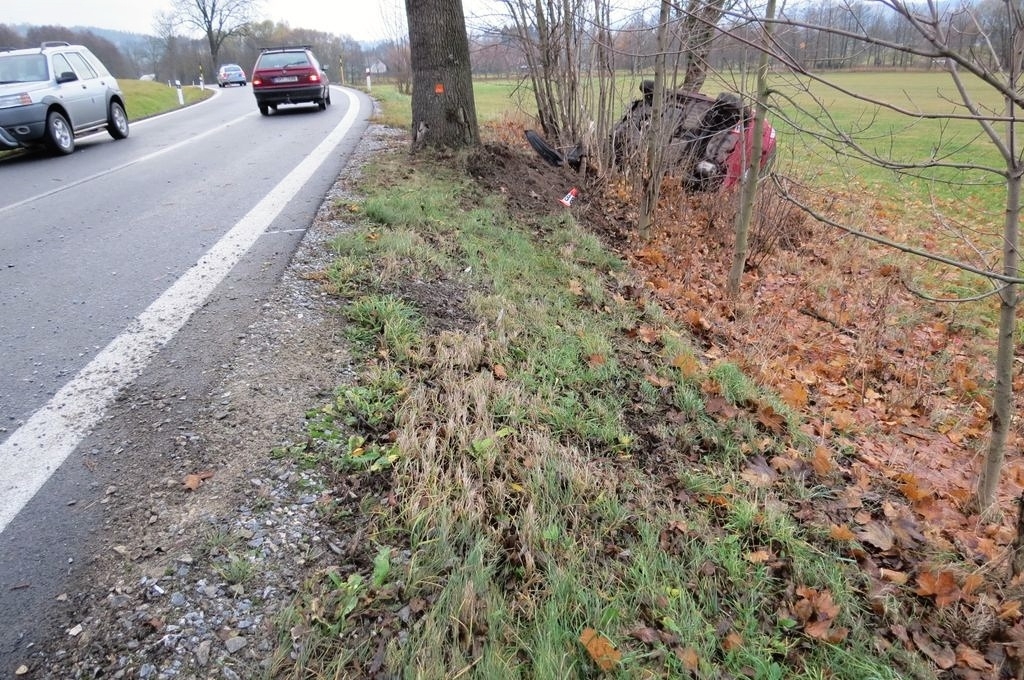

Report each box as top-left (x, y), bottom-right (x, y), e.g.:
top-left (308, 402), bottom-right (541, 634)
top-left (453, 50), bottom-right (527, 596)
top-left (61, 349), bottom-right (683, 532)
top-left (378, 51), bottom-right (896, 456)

top-left (0, 108), bottom-right (256, 217)
top-left (0, 88), bottom-right (363, 535)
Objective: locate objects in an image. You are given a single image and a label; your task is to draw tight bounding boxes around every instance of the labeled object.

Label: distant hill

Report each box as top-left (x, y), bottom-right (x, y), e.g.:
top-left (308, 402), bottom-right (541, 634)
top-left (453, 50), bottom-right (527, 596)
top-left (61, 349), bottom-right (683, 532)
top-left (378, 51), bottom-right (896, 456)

top-left (7, 23), bottom-right (152, 53)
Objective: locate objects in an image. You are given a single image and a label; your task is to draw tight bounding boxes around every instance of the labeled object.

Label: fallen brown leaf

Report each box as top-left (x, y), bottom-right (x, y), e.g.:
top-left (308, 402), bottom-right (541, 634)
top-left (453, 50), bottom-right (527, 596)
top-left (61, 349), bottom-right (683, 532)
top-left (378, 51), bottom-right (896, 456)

top-left (912, 630), bottom-right (956, 669)
top-left (629, 626), bottom-right (660, 644)
top-left (916, 570), bottom-right (961, 608)
top-left (676, 647), bottom-right (700, 671)
top-left (855, 521), bottom-right (895, 552)
top-left (722, 632), bottom-right (743, 651)
top-left (829, 524), bottom-right (856, 542)
top-left (182, 470), bottom-right (214, 491)
top-left (741, 456), bottom-right (778, 488)
top-left (955, 643), bottom-right (991, 671)
top-left (580, 628), bottom-right (620, 671)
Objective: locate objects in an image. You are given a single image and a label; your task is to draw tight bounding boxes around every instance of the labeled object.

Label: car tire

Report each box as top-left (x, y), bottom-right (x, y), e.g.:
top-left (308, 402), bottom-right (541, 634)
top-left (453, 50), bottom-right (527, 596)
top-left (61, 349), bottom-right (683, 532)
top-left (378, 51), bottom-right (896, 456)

top-left (317, 98), bottom-right (326, 110)
top-left (45, 111), bottom-right (74, 155)
top-left (107, 101), bottom-right (129, 140)
top-left (219, 83), bottom-right (225, 88)
top-left (326, 91), bottom-right (331, 106)
top-left (258, 103), bottom-right (269, 116)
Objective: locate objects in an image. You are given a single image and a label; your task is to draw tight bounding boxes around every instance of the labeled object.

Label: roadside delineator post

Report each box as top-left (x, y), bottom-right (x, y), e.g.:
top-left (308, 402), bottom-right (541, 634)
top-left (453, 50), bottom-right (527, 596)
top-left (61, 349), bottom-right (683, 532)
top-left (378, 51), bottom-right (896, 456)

top-left (559, 187), bottom-right (579, 207)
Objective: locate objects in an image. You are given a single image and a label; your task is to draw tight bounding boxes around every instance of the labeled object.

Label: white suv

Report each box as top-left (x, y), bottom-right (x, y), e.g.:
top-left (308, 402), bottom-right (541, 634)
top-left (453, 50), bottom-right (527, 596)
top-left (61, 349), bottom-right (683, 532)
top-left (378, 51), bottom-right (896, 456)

top-left (0, 41), bottom-right (129, 155)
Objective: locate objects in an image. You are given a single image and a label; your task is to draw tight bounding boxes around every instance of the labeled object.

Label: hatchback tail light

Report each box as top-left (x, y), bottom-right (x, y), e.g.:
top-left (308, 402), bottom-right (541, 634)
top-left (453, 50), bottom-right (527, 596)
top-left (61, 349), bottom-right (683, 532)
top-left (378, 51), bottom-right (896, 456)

top-left (309, 73), bottom-right (320, 83)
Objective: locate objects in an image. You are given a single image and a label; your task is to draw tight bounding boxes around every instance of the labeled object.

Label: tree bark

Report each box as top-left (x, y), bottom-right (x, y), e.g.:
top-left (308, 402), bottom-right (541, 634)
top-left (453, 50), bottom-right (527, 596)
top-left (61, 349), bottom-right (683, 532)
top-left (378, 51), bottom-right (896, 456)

top-left (405, 0), bottom-right (480, 150)
top-left (977, 168), bottom-right (1020, 514)
top-left (681, 0), bottom-right (728, 92)
top-left (638, 0), bottom-right (672, 240)
top-left (976, 23), bottom-right (1023, 516)
top-left (728, 0), bottom-right (775, 298)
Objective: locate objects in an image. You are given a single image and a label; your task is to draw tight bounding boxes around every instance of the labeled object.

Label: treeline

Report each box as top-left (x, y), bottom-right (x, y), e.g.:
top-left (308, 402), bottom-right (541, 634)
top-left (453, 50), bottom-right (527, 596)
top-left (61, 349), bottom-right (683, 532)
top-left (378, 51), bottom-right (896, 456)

top-left (10, 1), bottom-right (998, 90)
top-left (719, 0), bottom-right (1014, 71)
top-left (0, 22), bottom-right (372, 86)
top-left (464, 0), bottom-right (1021, 78)
top-left (0, 25), bottom-right (134, 77)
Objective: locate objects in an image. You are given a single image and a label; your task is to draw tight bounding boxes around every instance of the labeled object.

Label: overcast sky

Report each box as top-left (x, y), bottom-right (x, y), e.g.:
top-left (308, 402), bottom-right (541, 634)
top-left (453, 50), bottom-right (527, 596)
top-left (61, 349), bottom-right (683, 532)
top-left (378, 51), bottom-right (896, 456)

top-left (3, 0), bottom-right (501, 42)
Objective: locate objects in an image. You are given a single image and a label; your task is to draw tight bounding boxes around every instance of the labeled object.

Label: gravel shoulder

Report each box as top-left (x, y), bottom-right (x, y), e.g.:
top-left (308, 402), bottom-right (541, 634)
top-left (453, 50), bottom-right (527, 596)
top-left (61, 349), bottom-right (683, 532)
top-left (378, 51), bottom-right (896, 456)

top-left (19, 125), bottom-right (402, 680)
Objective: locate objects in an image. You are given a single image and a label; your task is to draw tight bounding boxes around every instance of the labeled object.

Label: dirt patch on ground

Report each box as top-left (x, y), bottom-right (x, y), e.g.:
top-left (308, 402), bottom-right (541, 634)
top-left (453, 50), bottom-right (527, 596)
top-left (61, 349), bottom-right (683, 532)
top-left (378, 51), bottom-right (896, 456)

top-left (465, 141), bottom-right (632, 247)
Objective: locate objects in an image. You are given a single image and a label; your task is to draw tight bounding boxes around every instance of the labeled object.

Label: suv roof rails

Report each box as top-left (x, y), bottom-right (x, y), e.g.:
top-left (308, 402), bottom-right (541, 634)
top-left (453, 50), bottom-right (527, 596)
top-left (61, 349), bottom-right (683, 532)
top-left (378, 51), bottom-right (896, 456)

top-left (259, 45), bottom-right (312, 52)
top-left (40, 41), bottom-right (71, 48)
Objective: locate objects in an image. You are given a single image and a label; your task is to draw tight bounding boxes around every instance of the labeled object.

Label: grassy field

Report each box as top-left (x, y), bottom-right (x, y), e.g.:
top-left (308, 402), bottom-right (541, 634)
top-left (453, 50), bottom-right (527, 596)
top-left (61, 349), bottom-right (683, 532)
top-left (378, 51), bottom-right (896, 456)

top-left (763, 70), bottom-right (1008, 217)
top-left (370, 70), bottom-right (1008, 215)
top-left (367, 69), bottom-right (1010, 313)
top-left (120, 79), bottom-right (212, 120)
top-left (59, 70), bottom-right (1002, 677)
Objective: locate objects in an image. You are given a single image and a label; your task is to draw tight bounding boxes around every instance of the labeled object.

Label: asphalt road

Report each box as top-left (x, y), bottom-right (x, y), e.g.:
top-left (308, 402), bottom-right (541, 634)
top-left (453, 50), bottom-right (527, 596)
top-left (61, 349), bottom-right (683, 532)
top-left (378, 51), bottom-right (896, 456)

top-left (0, 83), bottom-right (374, 671)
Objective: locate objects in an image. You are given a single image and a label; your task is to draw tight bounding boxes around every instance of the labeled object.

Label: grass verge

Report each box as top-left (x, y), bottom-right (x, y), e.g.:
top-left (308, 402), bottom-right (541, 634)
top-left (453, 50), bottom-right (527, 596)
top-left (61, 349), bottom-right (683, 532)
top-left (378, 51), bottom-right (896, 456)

top-left (119, 79), bottom-right (212, 119)
top-left (264, 147), bottom-right (934, 678)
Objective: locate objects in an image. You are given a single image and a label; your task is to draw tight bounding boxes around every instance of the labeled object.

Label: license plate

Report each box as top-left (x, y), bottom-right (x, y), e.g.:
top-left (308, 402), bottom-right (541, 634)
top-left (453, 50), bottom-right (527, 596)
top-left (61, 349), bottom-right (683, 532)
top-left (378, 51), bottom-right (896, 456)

top-left (274, 76), bottom-right (298, 83)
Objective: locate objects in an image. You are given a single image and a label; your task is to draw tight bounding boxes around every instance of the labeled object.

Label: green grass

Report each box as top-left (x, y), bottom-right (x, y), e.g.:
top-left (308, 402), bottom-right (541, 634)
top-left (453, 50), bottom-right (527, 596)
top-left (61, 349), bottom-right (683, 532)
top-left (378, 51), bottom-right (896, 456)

top-left (368, 70), bottom-right (1009, 215)
top-left (763, 70), bottom-right (1009, 214)
top-left (266, 146), bottom-right (934, 678)
top-left (119, 79), bottom-right (212, 120)
top-left (259, 68), bottom-right (1009, 679)
top-left (363, 70), bottom-right (1011, 317)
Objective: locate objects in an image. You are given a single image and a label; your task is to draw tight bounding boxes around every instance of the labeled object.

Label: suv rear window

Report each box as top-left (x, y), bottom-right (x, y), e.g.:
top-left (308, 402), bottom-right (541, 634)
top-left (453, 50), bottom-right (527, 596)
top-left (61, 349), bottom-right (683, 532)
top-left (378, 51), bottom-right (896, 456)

top-left (0, 54), bottom-right (48, 83)
top-left (257, 52), bottom-right (310, 68)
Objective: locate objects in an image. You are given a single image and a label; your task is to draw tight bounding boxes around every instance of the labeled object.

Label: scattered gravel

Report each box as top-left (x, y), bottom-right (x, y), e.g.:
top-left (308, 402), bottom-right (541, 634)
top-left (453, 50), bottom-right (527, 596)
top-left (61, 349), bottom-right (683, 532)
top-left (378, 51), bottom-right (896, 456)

top-left (26, 124), bottom-right (406, 680)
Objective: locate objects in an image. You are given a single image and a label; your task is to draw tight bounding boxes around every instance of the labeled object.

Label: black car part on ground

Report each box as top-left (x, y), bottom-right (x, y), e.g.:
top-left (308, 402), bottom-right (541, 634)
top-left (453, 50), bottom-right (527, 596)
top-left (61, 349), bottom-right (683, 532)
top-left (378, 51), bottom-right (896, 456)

top-left (524, 130), bottom-right (585, 170)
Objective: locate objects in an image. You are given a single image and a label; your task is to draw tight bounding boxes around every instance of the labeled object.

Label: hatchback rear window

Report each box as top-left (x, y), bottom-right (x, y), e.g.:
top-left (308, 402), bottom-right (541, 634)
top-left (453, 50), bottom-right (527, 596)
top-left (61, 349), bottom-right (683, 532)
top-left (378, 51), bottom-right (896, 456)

top-left (0, 54), bottom-right (48, 84)
top-left (257, 53), bottom-right (310, 69)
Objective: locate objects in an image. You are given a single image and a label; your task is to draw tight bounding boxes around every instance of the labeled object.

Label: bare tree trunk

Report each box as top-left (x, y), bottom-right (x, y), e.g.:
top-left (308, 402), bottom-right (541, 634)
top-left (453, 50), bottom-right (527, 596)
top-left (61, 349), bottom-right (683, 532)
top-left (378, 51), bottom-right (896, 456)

top-left (405, 0), bottom-right (480, 149)
top-left (638, 0), bottom-right (672, 240)
top-left (681, 0), bottom-right (729, 92)
top-left (976, 19), bottom-right (1023, 515)
top-left (728, 0), bottom-right (775, 297)
top-left (977, 167), bottom-right (1021, 514)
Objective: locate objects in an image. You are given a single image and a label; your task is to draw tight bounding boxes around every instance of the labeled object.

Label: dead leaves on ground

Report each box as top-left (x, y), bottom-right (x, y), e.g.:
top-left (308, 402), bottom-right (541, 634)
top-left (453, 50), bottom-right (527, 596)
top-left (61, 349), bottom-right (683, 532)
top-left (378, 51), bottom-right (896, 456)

top-left (510, 160), bottom-right (1020, 675)
top-left (915, 569), bottom-right (962, 608)
top-left (791, 586), bottom-right (850, 643)
top-left (182, 470), bottom-right (214, 491)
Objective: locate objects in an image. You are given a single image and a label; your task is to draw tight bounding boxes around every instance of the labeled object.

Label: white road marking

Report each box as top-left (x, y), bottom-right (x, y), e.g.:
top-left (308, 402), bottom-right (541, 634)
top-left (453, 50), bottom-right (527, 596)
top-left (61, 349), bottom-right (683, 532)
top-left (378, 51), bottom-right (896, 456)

top-left (0, 108), bottom-right (256, 217)
top-left (0, 88), bottom-right (362, 535)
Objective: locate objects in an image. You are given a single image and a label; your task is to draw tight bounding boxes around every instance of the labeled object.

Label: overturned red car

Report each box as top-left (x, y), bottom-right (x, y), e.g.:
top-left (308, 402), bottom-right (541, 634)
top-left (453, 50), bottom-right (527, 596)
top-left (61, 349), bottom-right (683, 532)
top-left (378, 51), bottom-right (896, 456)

top-left (527, 81), bottom-right (777, 193)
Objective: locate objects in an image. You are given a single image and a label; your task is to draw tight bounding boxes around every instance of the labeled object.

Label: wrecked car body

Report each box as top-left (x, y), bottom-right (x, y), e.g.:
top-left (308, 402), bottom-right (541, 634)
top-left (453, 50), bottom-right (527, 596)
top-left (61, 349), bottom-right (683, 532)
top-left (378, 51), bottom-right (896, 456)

top-left (527, 81), bottom-right (777, 193)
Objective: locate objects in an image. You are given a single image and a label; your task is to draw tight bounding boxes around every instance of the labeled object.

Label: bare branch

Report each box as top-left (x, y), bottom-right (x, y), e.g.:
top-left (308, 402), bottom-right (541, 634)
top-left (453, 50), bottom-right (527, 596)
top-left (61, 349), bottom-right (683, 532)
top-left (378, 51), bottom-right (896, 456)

top-left (771, 175), bottom-right (1024, 285)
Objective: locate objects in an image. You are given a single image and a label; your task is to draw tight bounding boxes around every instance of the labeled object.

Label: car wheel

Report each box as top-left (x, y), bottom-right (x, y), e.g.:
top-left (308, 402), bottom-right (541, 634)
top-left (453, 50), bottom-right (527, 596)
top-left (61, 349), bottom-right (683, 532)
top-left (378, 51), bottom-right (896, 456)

top-left (326, 91), bottom-right (332, 106)
top-left (317, 97), bottom-right (327, 110)
top-left (258, 103), bottom-right (269, 116)
top-left (219, 83), bottom-right (224, 88)
top-left (45, 111), bottom-right (74, 155)
top-left (107, 101), bottom-right (129, 140)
